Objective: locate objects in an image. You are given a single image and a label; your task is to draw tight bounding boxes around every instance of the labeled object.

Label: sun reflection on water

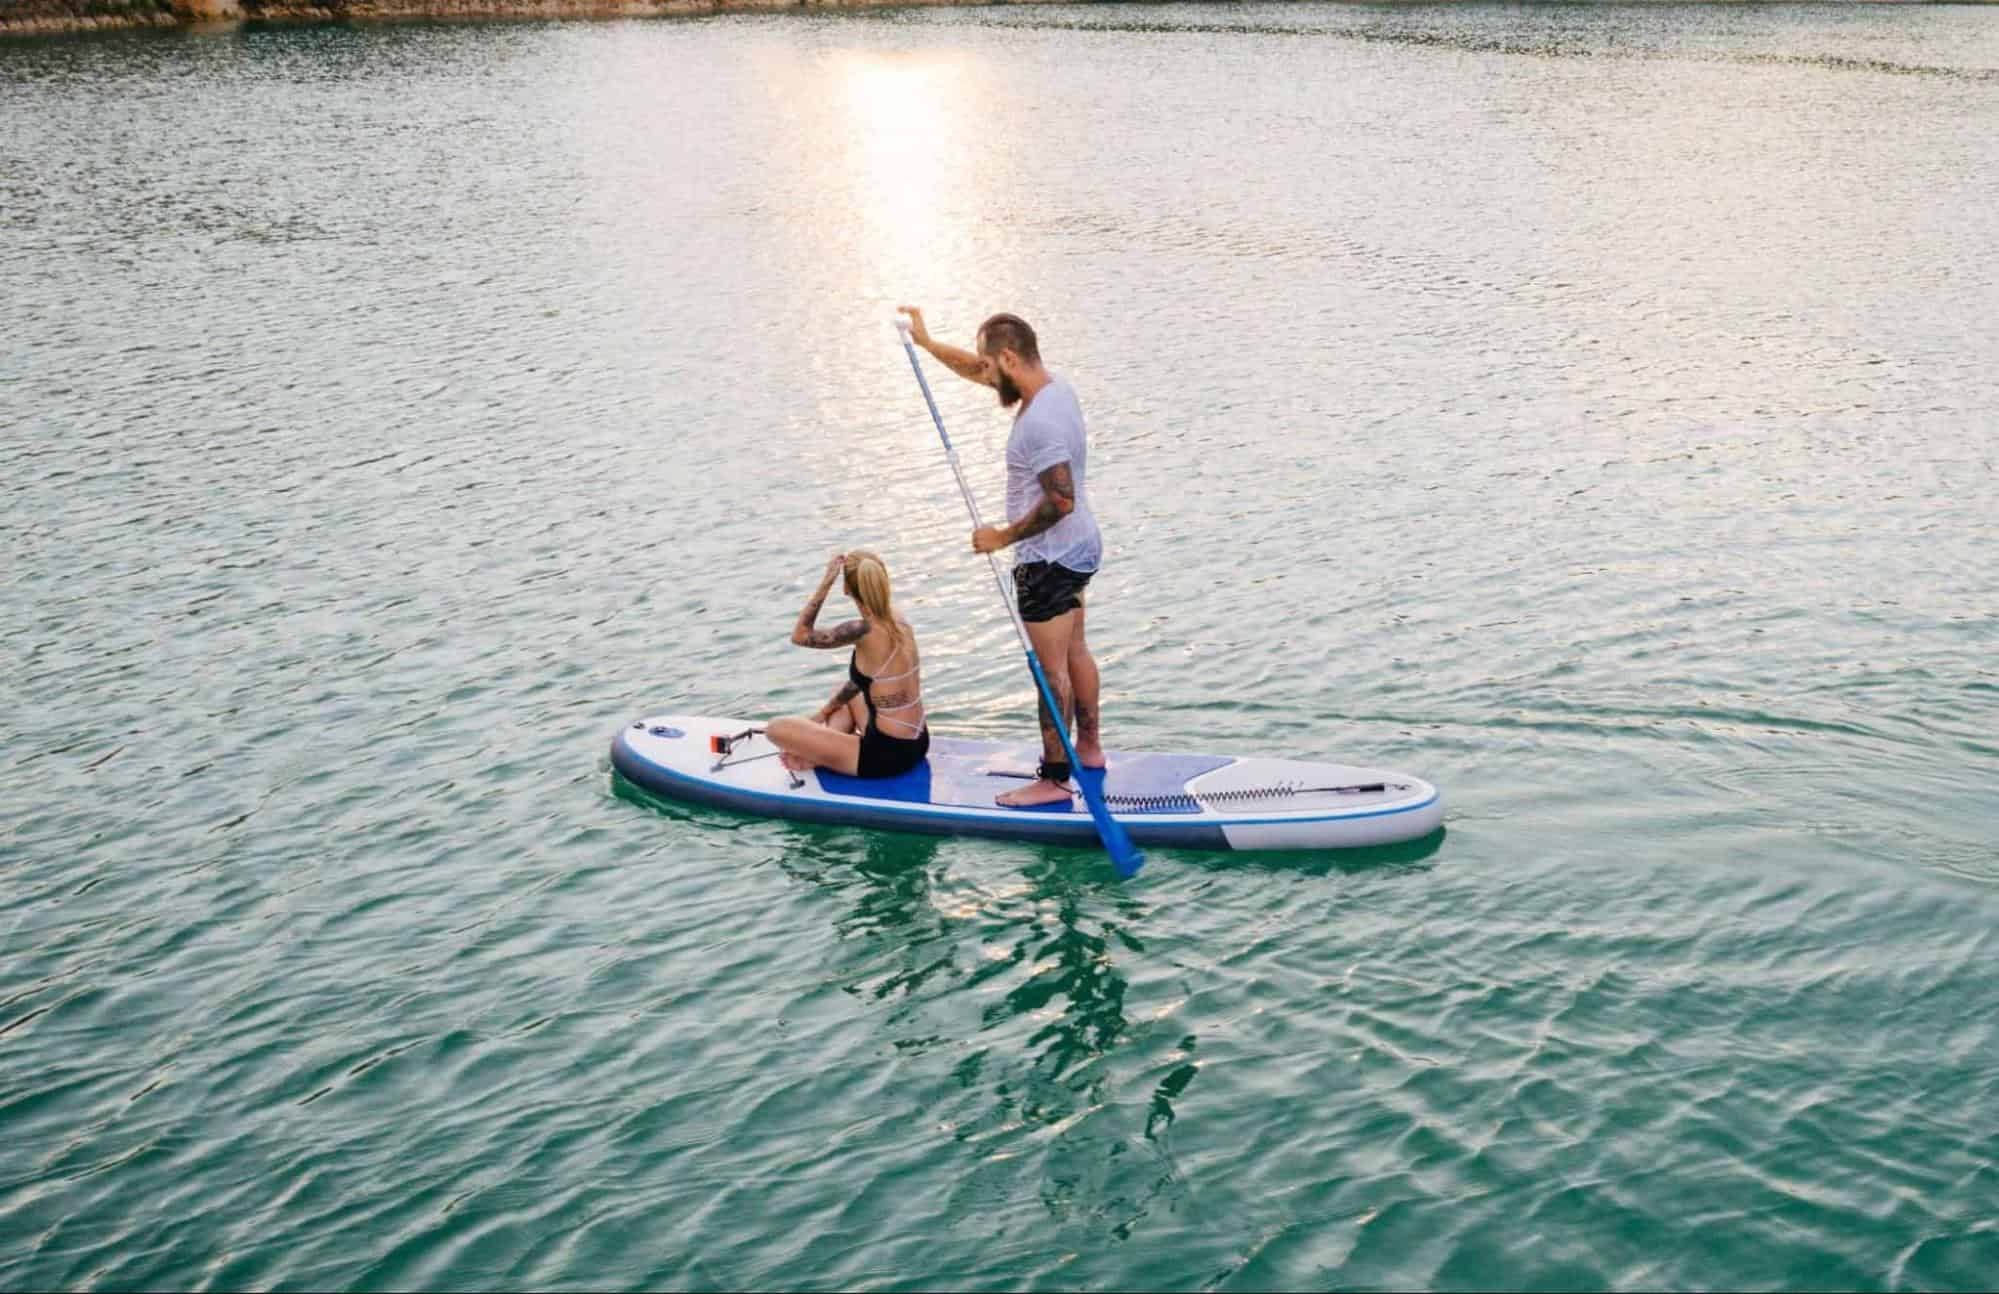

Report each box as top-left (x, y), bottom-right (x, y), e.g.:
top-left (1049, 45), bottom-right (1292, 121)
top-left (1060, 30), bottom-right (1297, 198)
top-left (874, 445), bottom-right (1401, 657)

top-left (833, 50), bottom-right (984, 305)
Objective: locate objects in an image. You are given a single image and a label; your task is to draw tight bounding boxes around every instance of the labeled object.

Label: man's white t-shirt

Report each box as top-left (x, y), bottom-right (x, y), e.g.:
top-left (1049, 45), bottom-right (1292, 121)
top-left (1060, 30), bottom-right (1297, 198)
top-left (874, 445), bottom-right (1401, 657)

top-left (1004, 374), bottom-right (1103, 573)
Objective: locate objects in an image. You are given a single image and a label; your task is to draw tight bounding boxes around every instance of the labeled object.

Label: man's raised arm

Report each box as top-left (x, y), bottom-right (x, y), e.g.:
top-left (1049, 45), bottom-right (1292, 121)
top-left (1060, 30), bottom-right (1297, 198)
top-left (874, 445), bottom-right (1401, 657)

top-left (897, 305), bottom-right (995, 388)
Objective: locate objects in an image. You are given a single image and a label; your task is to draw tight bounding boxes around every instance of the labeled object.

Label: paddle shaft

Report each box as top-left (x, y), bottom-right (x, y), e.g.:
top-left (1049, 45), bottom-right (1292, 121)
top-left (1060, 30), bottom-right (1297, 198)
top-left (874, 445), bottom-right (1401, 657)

top-left (895, 322), bottom-right (1144, 876)
top-left (905, 379), bottom-right (1033, 639)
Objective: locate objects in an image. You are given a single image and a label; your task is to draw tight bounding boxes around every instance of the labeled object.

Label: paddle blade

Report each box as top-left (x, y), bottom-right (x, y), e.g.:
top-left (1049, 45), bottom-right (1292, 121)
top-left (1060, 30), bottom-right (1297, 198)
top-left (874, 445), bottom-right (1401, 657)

top-left (1075, 768), bottom-right (1144, 877)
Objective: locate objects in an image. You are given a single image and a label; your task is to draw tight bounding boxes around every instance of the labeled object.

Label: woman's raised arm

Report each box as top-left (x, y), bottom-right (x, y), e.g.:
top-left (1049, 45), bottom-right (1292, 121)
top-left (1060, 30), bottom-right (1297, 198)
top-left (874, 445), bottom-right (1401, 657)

top-left (792, 553), bottom-right (869, 649)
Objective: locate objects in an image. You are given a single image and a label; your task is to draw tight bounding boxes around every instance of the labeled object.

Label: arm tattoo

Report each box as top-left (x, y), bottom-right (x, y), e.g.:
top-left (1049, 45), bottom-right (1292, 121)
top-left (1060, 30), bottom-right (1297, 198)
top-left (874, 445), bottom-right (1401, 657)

top-left (791, 584), bottom-right (863, 652)
top-left (946, 351), bottom-right (992, 386)
top-left (1010, 462), bottom-right (1077, 543)
top-left (798, 619), bottom-right (869, 650)
top-left (792, 587), bottom-right (826, 644)
top-left (1042, 462), bottom-right (1076, 506)
top-left (928, 337), bottom-right (996, 387)
top-left (819, 678), bottom-right (862, 719)
top-left (794, 580), bottom-right (869, 648)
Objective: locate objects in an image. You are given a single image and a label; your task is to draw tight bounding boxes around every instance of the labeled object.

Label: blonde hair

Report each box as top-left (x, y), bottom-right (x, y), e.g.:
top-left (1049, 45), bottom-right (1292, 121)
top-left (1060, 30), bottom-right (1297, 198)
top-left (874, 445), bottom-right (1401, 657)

top-left (842, 550), bottom-right (905, 648)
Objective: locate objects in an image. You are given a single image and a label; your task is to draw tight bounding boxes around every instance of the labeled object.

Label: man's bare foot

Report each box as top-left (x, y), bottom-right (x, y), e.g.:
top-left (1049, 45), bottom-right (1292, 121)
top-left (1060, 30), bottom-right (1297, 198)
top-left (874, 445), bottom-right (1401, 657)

top-left (1075, 741), bottom-right (1107, 771)
top-left (996, 778), bottom-right (1074, 808)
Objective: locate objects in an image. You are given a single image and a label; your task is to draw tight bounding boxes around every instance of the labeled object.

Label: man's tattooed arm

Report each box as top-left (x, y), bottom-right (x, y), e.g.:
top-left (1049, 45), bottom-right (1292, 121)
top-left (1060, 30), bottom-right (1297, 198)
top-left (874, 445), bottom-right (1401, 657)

top-left (1004, 461), bottom-right (1077, 545)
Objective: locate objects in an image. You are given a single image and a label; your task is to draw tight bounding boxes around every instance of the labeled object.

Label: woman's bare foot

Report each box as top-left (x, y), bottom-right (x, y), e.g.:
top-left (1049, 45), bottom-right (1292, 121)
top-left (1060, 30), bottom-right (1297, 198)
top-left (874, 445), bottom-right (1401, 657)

top-left (779, 751), bottom-right (811, 773)
top-left (996, 778), bottom-right (1074, 808)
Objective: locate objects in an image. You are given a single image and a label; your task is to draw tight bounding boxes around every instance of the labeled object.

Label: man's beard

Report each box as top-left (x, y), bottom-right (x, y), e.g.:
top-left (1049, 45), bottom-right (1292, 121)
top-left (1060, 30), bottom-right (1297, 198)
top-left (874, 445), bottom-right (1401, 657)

top-left (996, 372), bottom-right (1022, 408)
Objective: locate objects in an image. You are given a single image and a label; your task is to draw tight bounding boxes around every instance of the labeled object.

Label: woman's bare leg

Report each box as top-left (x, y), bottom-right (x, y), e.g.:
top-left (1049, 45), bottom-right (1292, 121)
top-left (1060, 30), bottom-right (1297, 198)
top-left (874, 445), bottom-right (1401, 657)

top-left (767, 715), bottom-right (862, 776)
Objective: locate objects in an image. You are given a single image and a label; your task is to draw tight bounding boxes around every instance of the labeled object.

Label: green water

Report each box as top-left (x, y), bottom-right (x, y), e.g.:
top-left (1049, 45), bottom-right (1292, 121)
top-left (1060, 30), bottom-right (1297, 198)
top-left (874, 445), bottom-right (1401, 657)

top-left (4, 4), bottom-right (1997, 1289)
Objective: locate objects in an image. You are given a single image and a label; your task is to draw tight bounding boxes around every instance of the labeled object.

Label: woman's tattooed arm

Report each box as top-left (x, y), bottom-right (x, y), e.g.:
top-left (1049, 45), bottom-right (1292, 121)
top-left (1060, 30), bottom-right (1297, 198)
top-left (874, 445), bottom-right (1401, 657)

top-left (816, 679), bottom-right (862, 721)
top-left (792, 580), bottom-right (869, 649)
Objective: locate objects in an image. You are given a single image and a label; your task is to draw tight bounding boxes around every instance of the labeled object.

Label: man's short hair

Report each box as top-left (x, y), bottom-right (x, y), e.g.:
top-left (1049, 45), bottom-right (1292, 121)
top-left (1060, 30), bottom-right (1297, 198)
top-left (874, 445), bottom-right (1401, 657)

top-left (977, 312), bottom-right (1040, 365)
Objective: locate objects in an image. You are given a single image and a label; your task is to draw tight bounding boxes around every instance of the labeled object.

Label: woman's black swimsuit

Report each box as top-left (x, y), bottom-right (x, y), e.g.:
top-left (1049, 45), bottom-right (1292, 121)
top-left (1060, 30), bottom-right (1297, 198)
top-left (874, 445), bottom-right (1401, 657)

top-left (849, 639), bottom-right (929, 779)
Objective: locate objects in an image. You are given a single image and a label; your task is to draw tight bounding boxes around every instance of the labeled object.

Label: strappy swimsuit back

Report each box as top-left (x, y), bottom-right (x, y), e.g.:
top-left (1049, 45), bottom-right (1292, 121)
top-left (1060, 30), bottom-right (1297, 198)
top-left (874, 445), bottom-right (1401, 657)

top-left (849, 638), bottom-right (923, 735)
top-left (849, 630), bottom-right (929, 778)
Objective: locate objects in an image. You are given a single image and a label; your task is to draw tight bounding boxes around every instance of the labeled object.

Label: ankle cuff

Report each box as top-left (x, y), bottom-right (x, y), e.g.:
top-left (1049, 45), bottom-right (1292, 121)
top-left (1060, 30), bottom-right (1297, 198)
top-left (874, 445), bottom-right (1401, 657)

top-left (1038, 760), bottom-right (1072, 785)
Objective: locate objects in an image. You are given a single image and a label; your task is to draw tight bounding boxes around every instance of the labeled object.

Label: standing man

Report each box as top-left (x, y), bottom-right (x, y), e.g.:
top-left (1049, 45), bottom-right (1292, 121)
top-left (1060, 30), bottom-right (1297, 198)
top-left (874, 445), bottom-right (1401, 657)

top-left (897, 306), bottom-right (1106, 808)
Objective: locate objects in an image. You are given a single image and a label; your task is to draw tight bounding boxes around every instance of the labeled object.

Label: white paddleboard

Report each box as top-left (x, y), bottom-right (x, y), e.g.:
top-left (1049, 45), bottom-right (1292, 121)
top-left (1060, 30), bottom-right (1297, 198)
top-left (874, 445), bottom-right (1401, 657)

top-left (612, 714), bottom-right (1443, 852)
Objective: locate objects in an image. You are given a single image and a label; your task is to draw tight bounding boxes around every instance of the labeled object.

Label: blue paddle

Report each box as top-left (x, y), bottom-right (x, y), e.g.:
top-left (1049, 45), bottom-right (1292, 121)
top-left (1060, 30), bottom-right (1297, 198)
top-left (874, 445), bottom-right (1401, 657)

top-left (894, 318), bottom-right (1145, 878)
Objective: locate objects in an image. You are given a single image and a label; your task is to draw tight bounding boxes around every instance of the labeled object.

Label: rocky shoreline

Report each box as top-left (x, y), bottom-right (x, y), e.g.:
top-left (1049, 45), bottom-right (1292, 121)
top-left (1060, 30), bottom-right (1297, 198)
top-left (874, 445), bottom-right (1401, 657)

top-left (0, 0), bottom-right (1057, 37)
top-left (6, 0), bottom-right (1980, 37)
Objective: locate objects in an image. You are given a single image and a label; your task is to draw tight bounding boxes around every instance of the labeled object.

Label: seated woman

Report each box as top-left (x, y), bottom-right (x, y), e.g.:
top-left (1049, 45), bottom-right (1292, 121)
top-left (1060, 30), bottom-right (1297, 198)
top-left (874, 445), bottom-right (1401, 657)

top-left (767, 551), bottom-right (929, 779)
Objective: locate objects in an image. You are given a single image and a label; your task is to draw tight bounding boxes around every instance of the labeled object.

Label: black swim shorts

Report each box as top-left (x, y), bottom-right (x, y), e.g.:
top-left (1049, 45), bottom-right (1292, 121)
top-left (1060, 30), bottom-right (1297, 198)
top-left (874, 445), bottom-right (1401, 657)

top-left (1013, 561), bottom-right (1094, 624)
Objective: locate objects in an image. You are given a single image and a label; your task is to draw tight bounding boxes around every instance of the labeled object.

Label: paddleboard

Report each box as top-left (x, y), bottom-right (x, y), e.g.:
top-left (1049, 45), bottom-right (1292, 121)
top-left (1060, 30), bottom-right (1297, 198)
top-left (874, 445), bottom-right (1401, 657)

top-left (611, 714), bottom-right (1443, 852)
